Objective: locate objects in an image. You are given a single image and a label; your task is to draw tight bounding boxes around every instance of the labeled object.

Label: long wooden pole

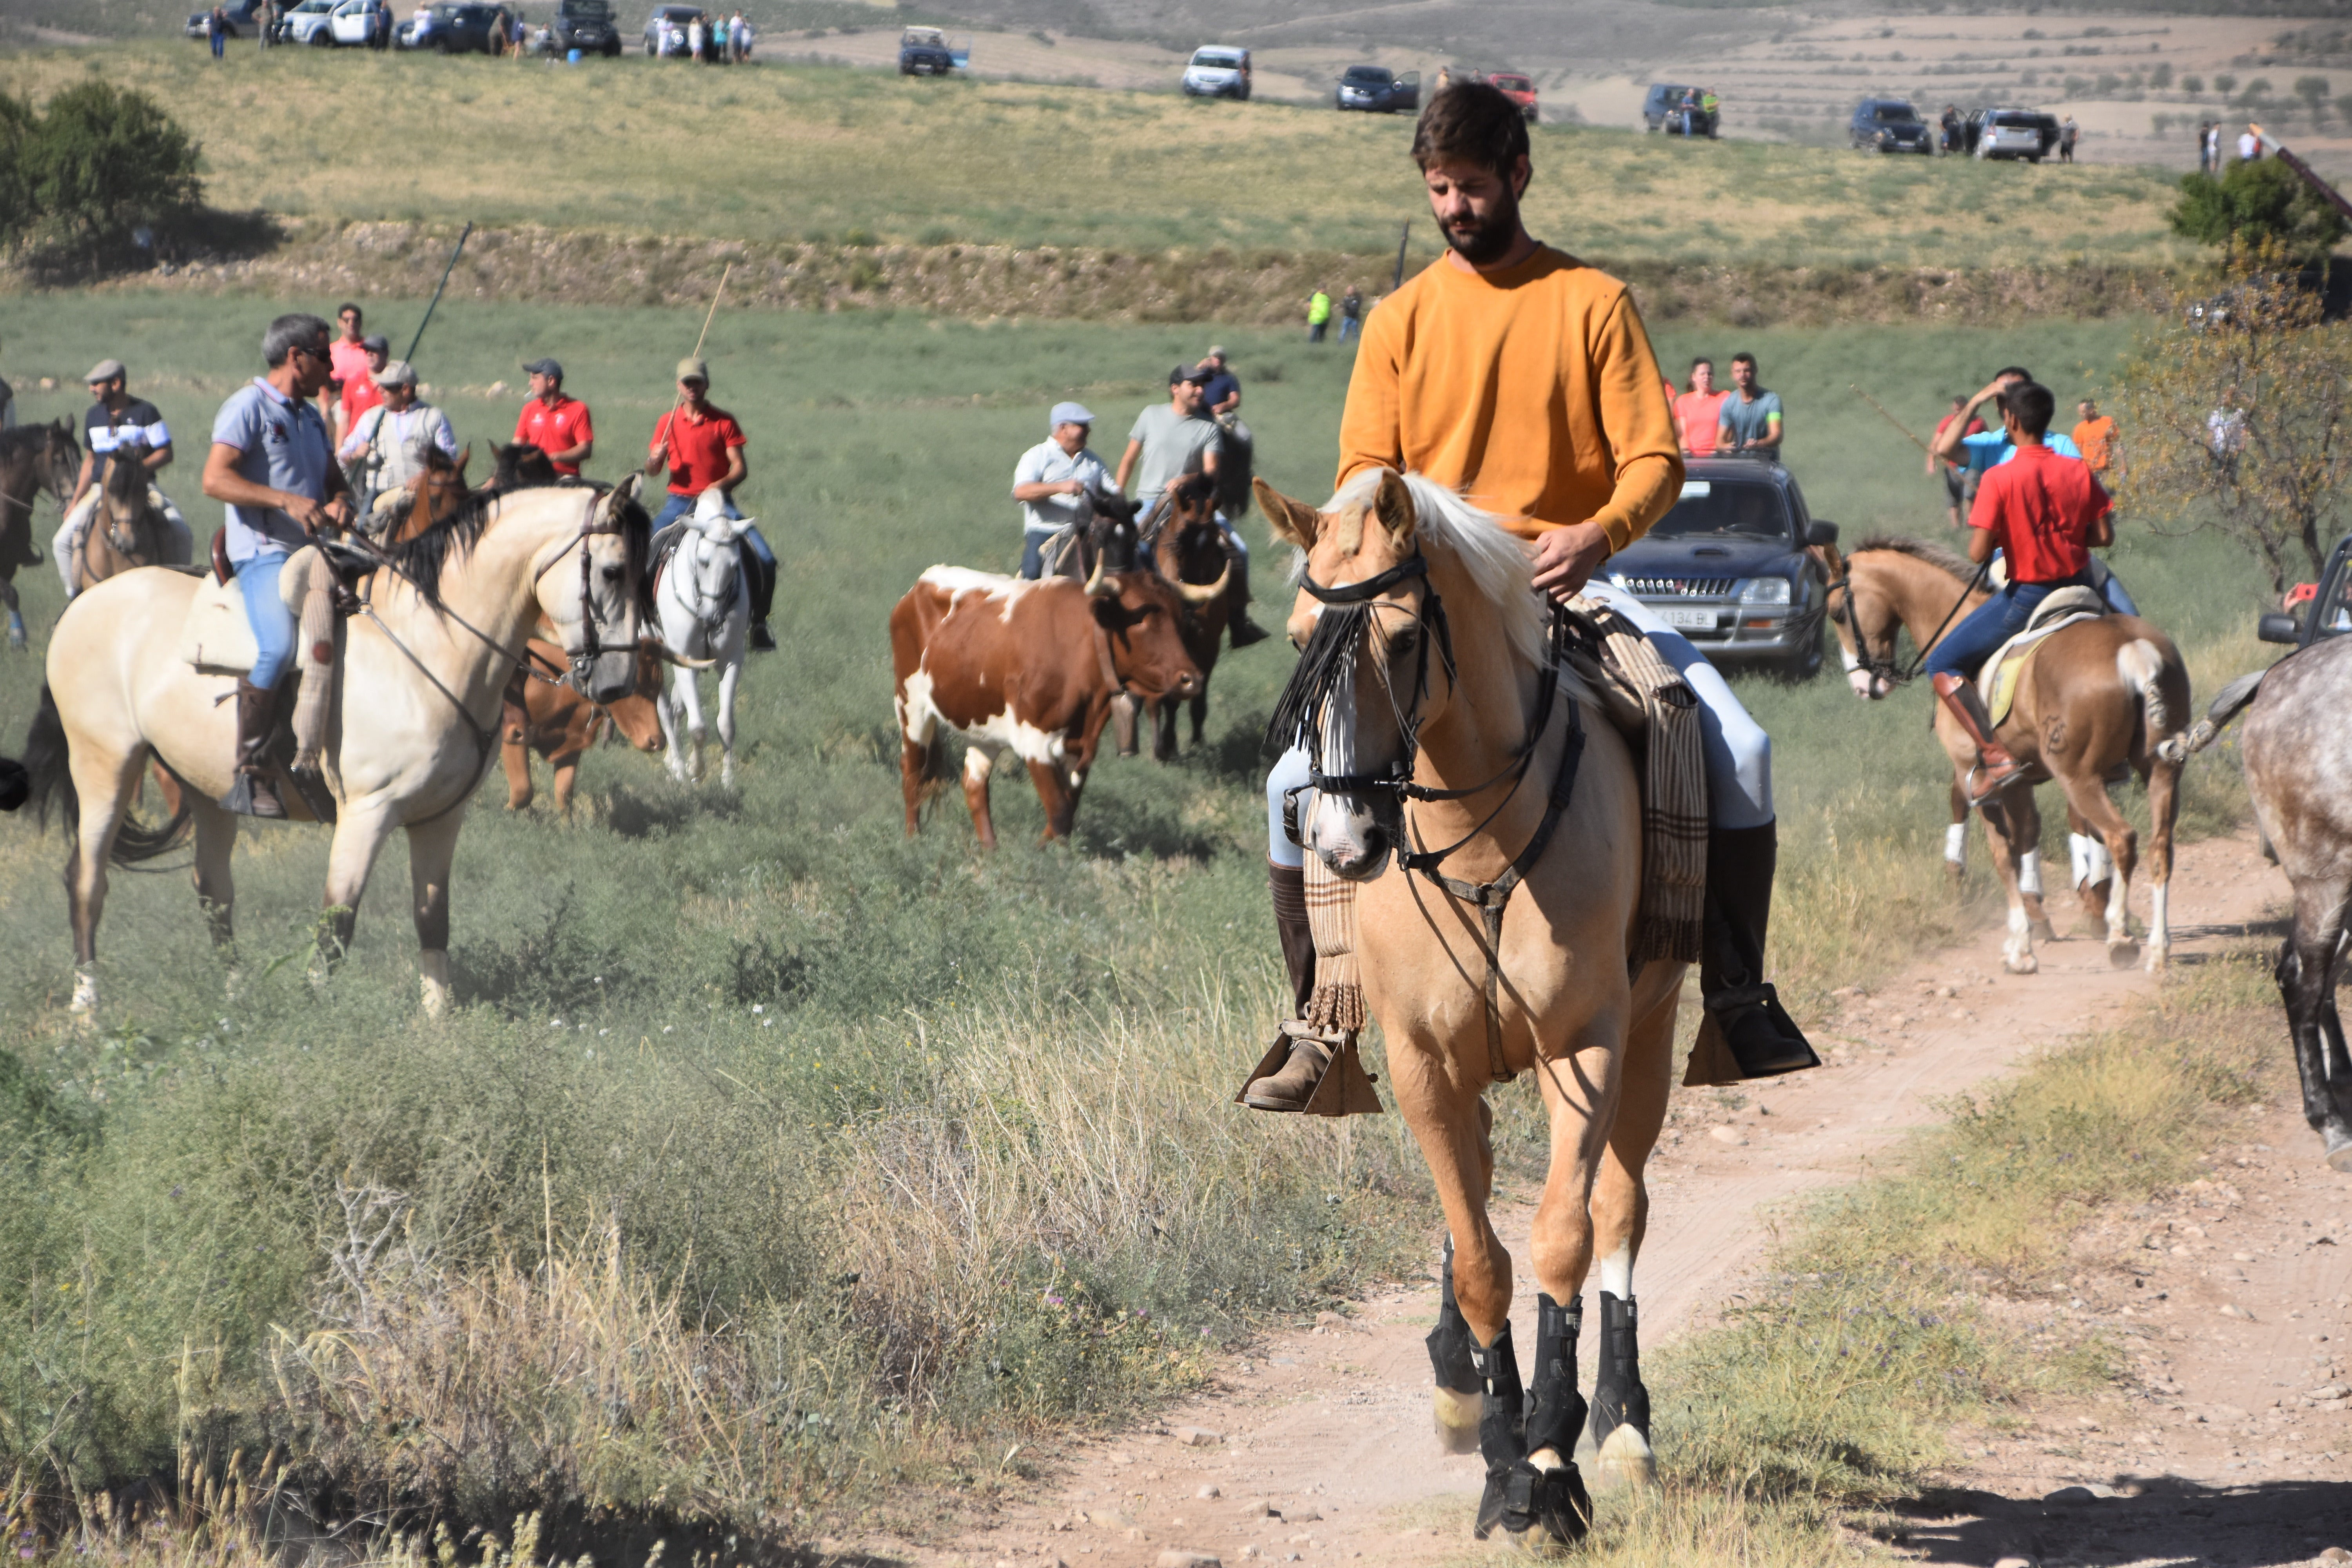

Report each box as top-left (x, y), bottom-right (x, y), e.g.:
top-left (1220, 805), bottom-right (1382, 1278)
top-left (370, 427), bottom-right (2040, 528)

top-left (1849, 383), bottom-right (1930, 454)
top-left (655, 262), bottom-right (735, 467)
top-left (403, 221), bottom-right (473, 365)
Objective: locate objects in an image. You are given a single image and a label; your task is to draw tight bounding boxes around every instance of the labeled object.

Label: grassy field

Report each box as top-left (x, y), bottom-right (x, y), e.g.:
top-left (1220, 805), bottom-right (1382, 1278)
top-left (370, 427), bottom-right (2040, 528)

top-left (0, 293), bottom-right (2276, 1547)
top-left (0, 40), bottom-right (2203, 269)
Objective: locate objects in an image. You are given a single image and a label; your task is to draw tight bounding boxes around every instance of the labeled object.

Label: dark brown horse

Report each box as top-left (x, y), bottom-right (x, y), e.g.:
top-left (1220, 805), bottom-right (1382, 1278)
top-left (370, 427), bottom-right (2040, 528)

top-left (0, 421), bottom-right (78, 648)
top-left (1143, 472), bottom-right (1233, 761)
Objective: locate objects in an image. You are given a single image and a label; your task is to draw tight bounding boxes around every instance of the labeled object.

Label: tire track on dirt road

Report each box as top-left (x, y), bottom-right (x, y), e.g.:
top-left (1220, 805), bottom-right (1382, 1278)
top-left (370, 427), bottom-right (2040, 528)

top-left (884, 829), bottom-right (2288, 1568)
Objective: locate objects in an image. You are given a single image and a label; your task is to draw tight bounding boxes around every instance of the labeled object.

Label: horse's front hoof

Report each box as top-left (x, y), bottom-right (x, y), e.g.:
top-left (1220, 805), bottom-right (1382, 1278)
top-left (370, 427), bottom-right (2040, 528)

top-left (1474, 1459), bottom-right (1591, 1547)
top-left (1432, 1385), bottom-right (1481, 1454)
top-left (2107, 940), bottom-right (2141, 969)
top-left (2325, 1127), bottom-right (2352, 1174)
top-left (1586, 1425), bottom-right (1657, 1493)
top-left (68, 966), bottom-right (97, 1016)
top-left (2004, 952), bottom-right (2039, 976)
top-left (2142, 945), bottom-right (2169, 974)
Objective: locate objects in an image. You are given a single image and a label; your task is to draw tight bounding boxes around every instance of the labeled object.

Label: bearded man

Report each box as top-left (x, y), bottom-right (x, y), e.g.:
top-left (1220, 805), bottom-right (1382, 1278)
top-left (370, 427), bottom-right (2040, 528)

top-left (1247, 83), bottom-right (1815, 1116)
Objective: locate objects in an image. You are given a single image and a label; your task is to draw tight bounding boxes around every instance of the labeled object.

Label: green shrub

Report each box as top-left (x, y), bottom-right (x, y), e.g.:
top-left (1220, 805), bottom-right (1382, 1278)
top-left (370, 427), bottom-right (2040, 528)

top-left (1, 82), bottom-right (201, 253)
top-left (2170, 157), bottom-right (2348, 263)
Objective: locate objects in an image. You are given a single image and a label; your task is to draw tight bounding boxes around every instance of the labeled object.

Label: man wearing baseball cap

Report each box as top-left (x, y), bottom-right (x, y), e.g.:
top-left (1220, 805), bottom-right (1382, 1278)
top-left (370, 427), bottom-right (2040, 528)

top-left (336, 332), bottom-right (392, 445)
top-left (1011, 401), bottom-right (1118, 579)
top-left (54, 358), bottom-right (190, 595)
top-left (338, 359), bottom-right (457, 529)
top-left (513, 358), bottom-right (594, 477)
top-left (1114, 363), bottom-right (1267, 648)
top-left (645, 356), bottom-right (775, 650)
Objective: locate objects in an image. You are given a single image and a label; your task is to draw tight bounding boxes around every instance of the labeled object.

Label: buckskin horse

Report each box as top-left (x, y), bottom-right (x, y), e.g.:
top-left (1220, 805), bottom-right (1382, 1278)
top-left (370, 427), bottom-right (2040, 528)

top-left (0, 420), bottom-right (77, 649)
top-left (1142, 473), bottom-right (1233, 760)
top-left (1255, 470), bottom-right (1684, 1546)
top-left (1819, 535), bottom-right (2190, 973)
top-left (22, 479), bottom-right (652, 1017)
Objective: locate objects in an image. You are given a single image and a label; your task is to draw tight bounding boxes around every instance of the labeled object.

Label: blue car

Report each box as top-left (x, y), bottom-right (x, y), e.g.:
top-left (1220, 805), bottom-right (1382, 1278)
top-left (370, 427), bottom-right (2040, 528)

top-left (1602, 457), bottom-right (1837, 679)
top-left (1334, 64), bottom-right (1420, 114)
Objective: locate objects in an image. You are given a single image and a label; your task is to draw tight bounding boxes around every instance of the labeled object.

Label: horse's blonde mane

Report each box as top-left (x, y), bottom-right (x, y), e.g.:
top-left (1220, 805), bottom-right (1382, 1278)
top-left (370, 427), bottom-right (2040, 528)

top-left (1325, 470), bottom-right (1548, 670)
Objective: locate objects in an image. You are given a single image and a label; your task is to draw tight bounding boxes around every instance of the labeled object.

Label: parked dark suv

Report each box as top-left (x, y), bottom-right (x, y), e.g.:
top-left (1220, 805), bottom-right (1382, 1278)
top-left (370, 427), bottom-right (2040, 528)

top-left (1601, 458), bottom-right (1836, 678)
top-left (898, 25), bottom-right (956, 74)
top-left (555, 0), bottom-right (620, 54)
top-left (1334, 64), bottom-right (1420, 113)
top-left (1642, 82), bottom-right (1718, 136)
top-left (1850, 98), bottom-right (1933, 154)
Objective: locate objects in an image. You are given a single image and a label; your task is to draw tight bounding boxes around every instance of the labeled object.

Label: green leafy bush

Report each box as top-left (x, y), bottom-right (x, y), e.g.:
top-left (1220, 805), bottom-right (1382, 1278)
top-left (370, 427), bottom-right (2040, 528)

top-left (2170, 156), bottom-right (2348, 263)
top-left (0, 82), bottom-right (201, 252)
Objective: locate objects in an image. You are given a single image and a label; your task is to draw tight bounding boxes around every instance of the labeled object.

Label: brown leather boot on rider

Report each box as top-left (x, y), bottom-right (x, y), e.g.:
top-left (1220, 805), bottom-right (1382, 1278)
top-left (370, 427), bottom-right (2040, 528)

top-left (1244, 860), bottom-right (1334, 1111)
top-left (228, 677), bottom-right (287, 820)
top-left (1930, 671), bottom-right (2028, 803)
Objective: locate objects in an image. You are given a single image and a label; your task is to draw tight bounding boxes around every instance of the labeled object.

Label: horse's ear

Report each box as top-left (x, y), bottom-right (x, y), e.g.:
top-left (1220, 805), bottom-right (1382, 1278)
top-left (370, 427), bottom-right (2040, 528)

top-left (1255, 479), bottom-right (1320, 548)
top-left (613, 473), bottom-right (642, 509)
top-left (1371, 470), bottom-right (1417, 546)
top-left (453, 444), bottom-right (472, 483)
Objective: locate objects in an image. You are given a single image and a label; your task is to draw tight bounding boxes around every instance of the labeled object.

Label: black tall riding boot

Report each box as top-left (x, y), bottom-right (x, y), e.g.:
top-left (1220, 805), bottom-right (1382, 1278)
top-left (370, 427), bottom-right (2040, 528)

top-left (225, 677), bottom-right (286, 820)
top-left (1700, 821), bottom-right (1819, 1077)
top-left (1584, 1291), bottom-right (1654, 1487)
top-left (1245, 861), bottom-right (1331, 1112)
top-left (739, 539), bottom-right (777, 652)
top-left (1223, 538), bottom-right (1270, 650)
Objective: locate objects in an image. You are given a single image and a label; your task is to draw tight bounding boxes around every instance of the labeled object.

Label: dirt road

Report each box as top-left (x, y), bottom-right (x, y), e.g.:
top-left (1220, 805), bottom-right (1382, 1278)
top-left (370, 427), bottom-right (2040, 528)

top-left (890, 828), bottom-right (2349, 1567)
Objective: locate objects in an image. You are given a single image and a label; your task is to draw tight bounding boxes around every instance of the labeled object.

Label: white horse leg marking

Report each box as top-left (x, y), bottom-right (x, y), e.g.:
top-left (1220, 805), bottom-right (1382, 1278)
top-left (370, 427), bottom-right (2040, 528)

top-left (2018, 851), bottom-right (2042, 898)
top-left (2072, 831), bottom-right (2114, 890)
top-left (2145, 882), bottom-right (2171, 972)
top-left (2106, 851), bottom-right (2132, 950)
top-left (1597, 1240), bottom-right (1633, 1300)
top-left (2004, 902), bottom-right (2038, 974)
top-left (1944, 822), bottom-right (1968, 867)
top-left (670, 664), bottom-right (708, 782)
top-left (715, 656), bottom-right (742, 789)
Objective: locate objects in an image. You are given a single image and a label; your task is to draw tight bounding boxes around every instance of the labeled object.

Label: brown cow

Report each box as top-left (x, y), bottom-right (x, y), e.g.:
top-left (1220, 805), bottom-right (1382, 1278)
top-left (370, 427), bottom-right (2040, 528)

top-left (502, 638), bottom-right (667, 814)
top-left (892, 558), bottom-right (1203, 848)
top-left (1143, 472), bottom-right (1235, 761)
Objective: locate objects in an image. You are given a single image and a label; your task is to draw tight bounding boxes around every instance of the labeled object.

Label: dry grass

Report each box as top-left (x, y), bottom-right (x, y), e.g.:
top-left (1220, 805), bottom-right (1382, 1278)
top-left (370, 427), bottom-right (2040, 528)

top-left (0, 42), bottom-right (2199, 270)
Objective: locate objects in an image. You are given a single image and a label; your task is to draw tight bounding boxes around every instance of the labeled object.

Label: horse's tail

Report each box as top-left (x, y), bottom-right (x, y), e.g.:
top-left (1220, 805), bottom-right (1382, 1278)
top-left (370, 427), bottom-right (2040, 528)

top-left (2174, 667), bottom-right (2268, 759)
top-left (2115, 637), bottom-right (2192, 765)
top-left (20, 684), bottom-right (192, 862)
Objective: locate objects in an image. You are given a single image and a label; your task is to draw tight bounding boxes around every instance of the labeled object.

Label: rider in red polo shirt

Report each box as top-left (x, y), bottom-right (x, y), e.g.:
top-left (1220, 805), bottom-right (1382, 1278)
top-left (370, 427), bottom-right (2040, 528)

top-left (1926, 379), bottom-right (2114, 801)
top-left (645, 356), bottom-right (775, 651)
top-left (512, 358), bottom-right (595, 477)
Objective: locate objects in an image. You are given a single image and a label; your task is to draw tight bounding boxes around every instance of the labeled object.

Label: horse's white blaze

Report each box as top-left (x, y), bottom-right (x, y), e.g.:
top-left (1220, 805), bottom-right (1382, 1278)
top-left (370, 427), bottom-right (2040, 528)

top-left (2071, 831), bottom-right (2115, 890)
top-left (2018, 851), bottom-right (2042, 897)
top-left (1944, 822), bottom-right (1968, 865)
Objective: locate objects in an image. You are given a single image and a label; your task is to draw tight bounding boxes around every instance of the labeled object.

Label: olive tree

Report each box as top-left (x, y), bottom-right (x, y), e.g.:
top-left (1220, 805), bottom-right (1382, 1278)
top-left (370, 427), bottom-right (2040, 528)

top-left (2114, 261), bottom-right (2352, 596)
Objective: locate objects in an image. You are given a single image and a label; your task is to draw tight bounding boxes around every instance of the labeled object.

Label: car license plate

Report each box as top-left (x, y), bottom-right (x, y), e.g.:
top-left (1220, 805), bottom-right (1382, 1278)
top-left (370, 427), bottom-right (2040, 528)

top-left (1659, 608), bottom-right (1716, 630)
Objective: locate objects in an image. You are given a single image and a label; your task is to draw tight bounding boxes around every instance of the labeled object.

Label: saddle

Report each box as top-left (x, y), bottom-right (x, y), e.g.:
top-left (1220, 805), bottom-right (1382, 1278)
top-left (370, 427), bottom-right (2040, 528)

top-left (1980, 584), bottom-right (2106, 727)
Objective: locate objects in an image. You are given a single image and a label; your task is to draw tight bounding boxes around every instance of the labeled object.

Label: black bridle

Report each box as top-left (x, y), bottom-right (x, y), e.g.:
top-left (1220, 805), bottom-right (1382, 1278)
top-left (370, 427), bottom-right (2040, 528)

top-left (1825, 555), bottom-right (1988, 688)
top-left (1268, 552), bottom-right (1587, 1083)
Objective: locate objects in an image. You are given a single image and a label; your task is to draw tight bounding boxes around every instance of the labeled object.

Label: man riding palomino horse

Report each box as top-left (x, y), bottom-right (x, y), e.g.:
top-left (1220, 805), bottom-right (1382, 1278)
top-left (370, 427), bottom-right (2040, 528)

top-left (200, 313), bottom-right (357, 820)
top-left (1249, 81), bottom-right (1813, 1117)
top-left (1922, 379), bottom-right (2115, 804)
top-left (55, 360), bottom-right (192, 595)
top-left (1241, 82), bottom-right (1815, 1546)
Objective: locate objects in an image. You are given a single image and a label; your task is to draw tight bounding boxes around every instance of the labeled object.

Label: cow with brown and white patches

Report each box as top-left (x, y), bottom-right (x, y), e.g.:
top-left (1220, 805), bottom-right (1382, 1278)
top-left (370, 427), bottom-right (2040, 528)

top-left (891, 555), bottom-right (1203, 848)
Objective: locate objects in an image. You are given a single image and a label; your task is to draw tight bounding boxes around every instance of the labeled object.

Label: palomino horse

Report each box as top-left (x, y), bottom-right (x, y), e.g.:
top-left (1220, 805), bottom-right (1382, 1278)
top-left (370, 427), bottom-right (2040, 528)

top-left (22, 480), bottom-right (651, 1016)
top-left (1141, 472), bottom-right (1234, 761)
top-left (1256, 471), bottom-right (1684, 1546)
top-left (0, 420), bottom-right (78, 648)
top-left (1820, 535), bottom-right (2190, 972)
top-left (71, 454), bottom-right (171, 592)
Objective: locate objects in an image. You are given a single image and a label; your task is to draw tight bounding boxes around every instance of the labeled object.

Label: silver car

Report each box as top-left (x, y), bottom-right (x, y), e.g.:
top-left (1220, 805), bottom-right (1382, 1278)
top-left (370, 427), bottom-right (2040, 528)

top-left (1974, 107), bottom-right (2059, 162)
top-left (1182, 46), bottom-right (1251, 100)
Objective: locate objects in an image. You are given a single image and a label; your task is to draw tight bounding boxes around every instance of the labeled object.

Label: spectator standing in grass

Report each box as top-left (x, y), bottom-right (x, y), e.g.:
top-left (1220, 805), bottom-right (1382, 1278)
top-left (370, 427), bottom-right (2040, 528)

top-left (2239, 125), bottom-right (2262, 162)
top-left (337, 334), bottom-right (390, 446)
top-left (1307, 288), bottom-right (1332, 343)
top-left (327, 305), bottom-right (372, 434)
top-left (2073, 399), bottom-right (2117, 479)
top-left (1339, 285), bottom-right (1363, 341)
top-left (1011, 402), bottom-right (1116, 579)
top-left (513, 359), bottom-right (594, 476)
top-left (1198, 347), bottom-right (1241, 418)
top-left (1717, 352), bottom-right (1782, 458)
top-left (2203, 121), bottom-right (2221, 174)
top-left (645, 356), bottom-right (777, 650)
top-left (1941, 103), bottom-right (1962, 154)
top-left (1930, 394), bottom-right (1984, 529)
top-left (1673, 357), bottom-right (1728, 456)
top-left (2059, 116), bottom-right (2079, 163)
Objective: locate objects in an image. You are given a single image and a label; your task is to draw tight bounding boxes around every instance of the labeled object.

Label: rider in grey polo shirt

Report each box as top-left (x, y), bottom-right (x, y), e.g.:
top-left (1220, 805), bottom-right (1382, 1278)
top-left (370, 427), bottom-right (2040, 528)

top-left (200, 312), bottom-right (352, 819)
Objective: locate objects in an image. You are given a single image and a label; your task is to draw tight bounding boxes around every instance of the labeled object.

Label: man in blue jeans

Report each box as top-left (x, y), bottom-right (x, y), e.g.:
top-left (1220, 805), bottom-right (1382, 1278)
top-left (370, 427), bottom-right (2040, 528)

top-left (1927, 379), bottom-right (2114, 803)
top-left (201, 313), bottom-right (354, 819)
top-left (644, 356), bottom-right (777, 650)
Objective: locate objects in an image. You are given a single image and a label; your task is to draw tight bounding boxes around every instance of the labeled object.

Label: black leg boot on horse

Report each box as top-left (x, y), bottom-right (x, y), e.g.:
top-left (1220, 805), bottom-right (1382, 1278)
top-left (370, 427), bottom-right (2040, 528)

top-left (1580, 1290), bottom-right (1656, 1490)
top-left (225, 677), bottom-right (287, 820)
top-left (1930, 671), bottom-right (2028, 804)
top-left (1425, 1234), bottom-right (1483, 1454)
top-left (1698, 821), bottom-right (1820, 1077)
top-left (1470, 1303), bottom-right (1592, 1546)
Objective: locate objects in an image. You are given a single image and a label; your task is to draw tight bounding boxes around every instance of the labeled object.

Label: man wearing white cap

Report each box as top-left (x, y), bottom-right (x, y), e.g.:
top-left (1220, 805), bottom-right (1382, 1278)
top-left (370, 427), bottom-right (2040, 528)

top-left (337, 359), bottom-right (457, 529)
top-left (1011, 401), bottom-right (1118, 579)
top-left (55, 358), bottom-right (190, 595)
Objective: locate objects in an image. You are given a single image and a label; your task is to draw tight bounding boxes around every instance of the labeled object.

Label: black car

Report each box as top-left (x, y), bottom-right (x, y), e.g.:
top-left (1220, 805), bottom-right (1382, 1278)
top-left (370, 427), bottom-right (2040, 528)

top-left (397, 2), bottom-right (512, 51)
top-left (1850, 98), bottom-right (1933, 154)
top-left (185, 0), bottom-right (261, 36)
top-left (1334, 65), bottom-right (1420, 114)
top-left (1642, 82), bottom-right (1717, 137)
top-left (555, 0), bottom-right (620, 54)
top-left (1601, 458), bottom-right (1837, 677)
top-left (2261, 535), bottom-right (2352, 649)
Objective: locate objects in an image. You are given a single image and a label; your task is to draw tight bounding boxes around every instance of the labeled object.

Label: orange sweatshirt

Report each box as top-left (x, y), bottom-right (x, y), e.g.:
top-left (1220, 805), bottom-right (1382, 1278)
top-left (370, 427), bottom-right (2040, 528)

top-left (1336, 247), bottom-right (1684, 553)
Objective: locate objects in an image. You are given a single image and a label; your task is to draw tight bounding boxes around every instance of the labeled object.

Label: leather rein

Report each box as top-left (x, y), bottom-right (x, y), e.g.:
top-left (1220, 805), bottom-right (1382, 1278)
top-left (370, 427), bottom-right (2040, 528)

top-left (1291, 555), bottom-right (1586, 1084)
top-left (1824, 555), bottom-right (1987, 688)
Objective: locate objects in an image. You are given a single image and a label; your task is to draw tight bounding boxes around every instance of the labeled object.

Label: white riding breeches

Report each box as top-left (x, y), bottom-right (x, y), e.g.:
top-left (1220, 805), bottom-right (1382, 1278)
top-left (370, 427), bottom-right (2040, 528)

top-left (56, 485), bottom-right (192, 594)
top-left (1265, 580), bottom-right (1775, 869)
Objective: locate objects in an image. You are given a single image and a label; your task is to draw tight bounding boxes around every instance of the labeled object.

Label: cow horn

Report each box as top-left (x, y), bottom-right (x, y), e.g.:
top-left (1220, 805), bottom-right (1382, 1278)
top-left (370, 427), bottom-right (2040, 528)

top-left (1172, 559), bottom-right (1232, 606)
top-left (1083, 546), bottom-right (1115, 598)
top-left (655, 646), bottom-right (719, 670)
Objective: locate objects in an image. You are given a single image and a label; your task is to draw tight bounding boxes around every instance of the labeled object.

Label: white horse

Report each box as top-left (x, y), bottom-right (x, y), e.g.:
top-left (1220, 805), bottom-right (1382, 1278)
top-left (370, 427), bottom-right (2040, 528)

top-left (652, 489), bottom-right (749, 786)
